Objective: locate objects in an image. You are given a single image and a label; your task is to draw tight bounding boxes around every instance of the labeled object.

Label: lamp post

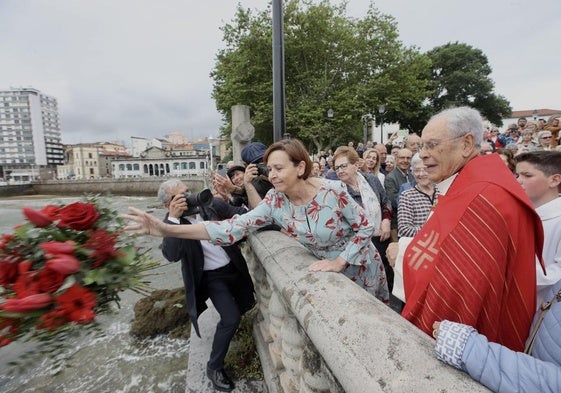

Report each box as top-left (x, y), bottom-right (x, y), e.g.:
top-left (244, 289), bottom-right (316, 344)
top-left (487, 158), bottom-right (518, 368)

top-left (327, 108), bottom-right (334, 143)
top-left (208, 138), bottom-right (215, 172)
top-left (362, 114), bottom-right (373, 145)
top-left (378, 104), bottom-right (386, 144)
top-left (532, 109), bottom-right (538, 122)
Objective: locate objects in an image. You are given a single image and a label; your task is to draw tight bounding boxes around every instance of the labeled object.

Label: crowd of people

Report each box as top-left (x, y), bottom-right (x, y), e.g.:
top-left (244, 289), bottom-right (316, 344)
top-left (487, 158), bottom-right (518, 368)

top-left (124, 107), bottom-right (561, 393)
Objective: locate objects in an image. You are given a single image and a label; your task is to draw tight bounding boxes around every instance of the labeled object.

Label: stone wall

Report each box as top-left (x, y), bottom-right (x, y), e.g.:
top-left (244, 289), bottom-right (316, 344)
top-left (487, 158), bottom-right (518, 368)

top-left (0, 178), bottom-right (206, 197)
top-left (243, 230), bottom-right (489, 393)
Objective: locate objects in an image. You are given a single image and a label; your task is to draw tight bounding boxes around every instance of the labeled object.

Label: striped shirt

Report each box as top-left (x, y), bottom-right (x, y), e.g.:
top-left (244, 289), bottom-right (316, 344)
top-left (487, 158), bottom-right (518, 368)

top-left (397, 186), bottom-right (436, 238)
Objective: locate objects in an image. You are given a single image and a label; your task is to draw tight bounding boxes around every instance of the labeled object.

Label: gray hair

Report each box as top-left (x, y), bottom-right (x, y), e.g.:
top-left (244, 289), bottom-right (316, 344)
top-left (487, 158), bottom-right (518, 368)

top-left (429, 106), bottom-right (484, 147)
top-left (157, 179), bottom-right (186, 205)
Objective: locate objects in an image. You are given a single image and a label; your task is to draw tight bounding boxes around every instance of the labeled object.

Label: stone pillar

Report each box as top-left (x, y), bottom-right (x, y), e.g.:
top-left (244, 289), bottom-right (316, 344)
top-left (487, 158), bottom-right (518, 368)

top-left (231, 105), bottom-right (255, 163)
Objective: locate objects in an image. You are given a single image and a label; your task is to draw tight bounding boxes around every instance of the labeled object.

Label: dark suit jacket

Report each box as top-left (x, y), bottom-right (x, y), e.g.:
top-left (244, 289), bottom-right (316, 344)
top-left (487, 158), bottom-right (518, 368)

top-left (161, 198), bottom-right (255, 337)
top-left (384, 168), bottom-right (412, 229)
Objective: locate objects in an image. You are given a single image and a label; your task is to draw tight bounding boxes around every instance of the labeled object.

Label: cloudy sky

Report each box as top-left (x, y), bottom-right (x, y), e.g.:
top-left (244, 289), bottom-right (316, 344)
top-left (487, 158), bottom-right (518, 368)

top-left (1, 0), bottom-right (559, 145)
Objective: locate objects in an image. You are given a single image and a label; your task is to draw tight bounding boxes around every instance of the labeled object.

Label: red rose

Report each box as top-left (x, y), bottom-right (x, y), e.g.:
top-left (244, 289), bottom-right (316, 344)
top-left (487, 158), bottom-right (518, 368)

top-left (37, 268), bottom-right (65, 293)
top-left (0, 293), bottom-right (52, 313)
top-left (40, 240), bottom-right (76, 257)
top-left (57, 202), bottom-right (100, 230)
top-left (22, 207), bottom-right (53, 228)
top-left (45, 254), bottom-right (80, 275)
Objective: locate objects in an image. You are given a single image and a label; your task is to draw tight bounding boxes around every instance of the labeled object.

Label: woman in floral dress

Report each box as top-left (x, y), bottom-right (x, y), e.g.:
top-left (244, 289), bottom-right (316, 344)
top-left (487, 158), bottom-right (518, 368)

top-left (125, 139), bottom-right (389, 303)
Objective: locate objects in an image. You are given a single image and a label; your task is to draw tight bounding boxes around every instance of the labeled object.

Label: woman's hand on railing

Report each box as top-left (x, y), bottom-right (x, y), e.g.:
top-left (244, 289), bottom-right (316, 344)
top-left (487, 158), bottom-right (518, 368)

top-left (308, 256), bottom-right (347, 272)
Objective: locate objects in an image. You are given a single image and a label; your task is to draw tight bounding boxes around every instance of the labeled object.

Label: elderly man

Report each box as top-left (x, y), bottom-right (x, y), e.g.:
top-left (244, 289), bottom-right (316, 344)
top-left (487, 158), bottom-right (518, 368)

top-left (384, 148), bottom-right (413, 241)
top-left (374, 143), bottom-right (389, 174)
top-left (389, 106), bottom-right (544, 352)
top-left (159, 179), bottom-right (255, 392)
top-left (404, 134), bottom-right (422, 154)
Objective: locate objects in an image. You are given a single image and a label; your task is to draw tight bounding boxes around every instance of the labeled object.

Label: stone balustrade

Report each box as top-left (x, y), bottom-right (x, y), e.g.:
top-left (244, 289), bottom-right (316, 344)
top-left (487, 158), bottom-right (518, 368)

top-left (243, 230), bottom-right (489, 393)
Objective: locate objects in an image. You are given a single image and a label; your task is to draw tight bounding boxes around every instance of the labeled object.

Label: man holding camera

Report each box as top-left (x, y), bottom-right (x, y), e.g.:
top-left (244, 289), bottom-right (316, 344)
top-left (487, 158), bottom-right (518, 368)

top-left (240, 142), bottom-right (274, 208)
top-left (157, 179), bottom-right (255, 392)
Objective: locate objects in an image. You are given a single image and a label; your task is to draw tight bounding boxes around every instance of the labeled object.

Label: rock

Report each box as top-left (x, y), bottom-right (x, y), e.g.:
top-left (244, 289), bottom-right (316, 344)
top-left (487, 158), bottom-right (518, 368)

top-left (130, 287), bottom-right (191, 339)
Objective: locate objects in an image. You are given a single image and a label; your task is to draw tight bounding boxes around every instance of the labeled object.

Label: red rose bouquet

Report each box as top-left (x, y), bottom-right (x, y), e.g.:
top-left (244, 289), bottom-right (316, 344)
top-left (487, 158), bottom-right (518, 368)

top-left (0, 196), bottom-right (157, 350)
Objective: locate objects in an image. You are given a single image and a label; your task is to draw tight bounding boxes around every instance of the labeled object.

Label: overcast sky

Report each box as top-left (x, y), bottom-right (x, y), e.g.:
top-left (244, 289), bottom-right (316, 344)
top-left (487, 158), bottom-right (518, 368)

top-left (1, 0), bottom-right (559, 145)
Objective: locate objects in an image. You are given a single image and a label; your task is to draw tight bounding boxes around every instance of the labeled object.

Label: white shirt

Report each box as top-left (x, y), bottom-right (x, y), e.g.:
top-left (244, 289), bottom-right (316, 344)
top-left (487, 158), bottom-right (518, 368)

top-left (169, 214), bottom-right (230, 271)
top-left (535, 197), bottom-right (561, 306)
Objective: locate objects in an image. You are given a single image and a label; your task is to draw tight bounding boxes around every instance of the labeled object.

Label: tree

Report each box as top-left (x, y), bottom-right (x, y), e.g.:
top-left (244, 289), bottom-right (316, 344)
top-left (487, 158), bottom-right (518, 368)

top-left (426, 42), bottom-right (511, 126)
top-left (211, 0), bottom-right (432, 152)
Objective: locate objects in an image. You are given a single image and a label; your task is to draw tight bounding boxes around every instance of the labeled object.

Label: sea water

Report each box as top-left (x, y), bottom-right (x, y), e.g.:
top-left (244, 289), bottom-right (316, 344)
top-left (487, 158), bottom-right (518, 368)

top-left (0, 196), bottom-right (189, 393)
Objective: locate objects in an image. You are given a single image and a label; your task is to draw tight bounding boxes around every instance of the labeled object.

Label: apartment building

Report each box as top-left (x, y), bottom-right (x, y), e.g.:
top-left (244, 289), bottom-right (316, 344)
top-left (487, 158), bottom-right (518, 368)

top-left (0, 87), bottom-right (63, 180)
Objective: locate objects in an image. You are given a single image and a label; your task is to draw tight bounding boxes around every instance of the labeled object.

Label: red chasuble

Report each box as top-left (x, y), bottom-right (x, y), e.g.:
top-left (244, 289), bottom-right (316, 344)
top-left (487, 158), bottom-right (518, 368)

top-left (402, 154), bottom-right (544, 351)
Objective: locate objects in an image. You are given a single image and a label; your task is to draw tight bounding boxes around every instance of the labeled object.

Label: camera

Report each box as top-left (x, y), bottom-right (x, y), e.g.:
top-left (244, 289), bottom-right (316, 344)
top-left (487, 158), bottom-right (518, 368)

top-left (256, 162), bottom-right (269, 176)
top-left (177, 189), bottom-right (213, 217)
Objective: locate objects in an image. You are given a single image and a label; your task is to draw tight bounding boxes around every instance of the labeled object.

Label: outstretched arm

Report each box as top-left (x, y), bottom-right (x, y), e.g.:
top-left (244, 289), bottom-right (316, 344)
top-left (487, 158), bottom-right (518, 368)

top-left (124, 207), bottom-right (210, 240)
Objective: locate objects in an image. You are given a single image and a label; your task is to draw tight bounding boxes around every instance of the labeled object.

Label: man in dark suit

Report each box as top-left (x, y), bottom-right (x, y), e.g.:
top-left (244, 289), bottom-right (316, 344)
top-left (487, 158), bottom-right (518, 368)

top-left (384, 148), bottom-right (413, 241)
top-left (158, 179), bottom-right (255, 392)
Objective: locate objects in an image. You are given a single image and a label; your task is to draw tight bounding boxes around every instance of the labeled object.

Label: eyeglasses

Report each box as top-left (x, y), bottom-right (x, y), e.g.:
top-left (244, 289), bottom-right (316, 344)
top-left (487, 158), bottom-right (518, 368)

top-left (420, 135), bottom-right (465, 152)
top-left (333, 162), bottom-right (351, 171)
top-left (541, 136), bottom-right (552, 139)
top-left (413, 168), bottom-right (427, 174)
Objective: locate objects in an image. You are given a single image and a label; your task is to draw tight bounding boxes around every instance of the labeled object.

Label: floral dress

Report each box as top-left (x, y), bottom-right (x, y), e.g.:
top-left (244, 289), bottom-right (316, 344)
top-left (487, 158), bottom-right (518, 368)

top-left (204, 179), bottom-right (389, 303)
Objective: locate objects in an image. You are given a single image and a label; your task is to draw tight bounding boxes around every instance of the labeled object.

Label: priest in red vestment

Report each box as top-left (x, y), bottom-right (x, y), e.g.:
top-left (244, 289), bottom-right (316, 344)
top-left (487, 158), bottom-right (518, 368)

top-left (397, 106), bottom-right (544, 352)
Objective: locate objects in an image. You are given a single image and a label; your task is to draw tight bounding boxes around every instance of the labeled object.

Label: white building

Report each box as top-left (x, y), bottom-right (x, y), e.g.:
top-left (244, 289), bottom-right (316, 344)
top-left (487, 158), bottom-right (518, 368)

top-left (0, 87), bottom-right (63, 166)
top-left (500, 109), bottom-right (561, 131)
top-left (111, 146), bottom-right (209, 178)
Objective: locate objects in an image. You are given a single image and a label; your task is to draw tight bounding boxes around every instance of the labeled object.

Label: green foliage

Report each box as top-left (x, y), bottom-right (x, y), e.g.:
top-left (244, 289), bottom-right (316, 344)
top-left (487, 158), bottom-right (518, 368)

top-left (212, 1), bottom-right (510, 151)
top-left (211, 0), bottom-right (432, 151)
top-left (426, 42), bottom-right (511, 126)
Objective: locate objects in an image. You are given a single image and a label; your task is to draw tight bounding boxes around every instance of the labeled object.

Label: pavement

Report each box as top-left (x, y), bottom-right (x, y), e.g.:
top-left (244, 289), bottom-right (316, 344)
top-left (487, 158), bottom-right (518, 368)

top-left (186, 302), bottom-right (267, 393)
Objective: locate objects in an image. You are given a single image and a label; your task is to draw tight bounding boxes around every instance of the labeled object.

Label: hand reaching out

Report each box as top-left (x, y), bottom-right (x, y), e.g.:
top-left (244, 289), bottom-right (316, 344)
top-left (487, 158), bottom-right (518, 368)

top-left (123, 207), bottom-right (167, 237)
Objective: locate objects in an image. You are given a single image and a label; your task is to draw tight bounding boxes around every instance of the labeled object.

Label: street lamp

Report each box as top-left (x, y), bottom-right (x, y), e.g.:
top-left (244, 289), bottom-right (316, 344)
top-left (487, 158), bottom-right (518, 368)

top-left (207, 138), bottom-right (215, 172)
top-left (327, 108), bottom-right (334, 119)
top-left (532, 109), bottom-right (538, 122)
top-left (378, 104), bottom-right (386, 144)
top-left (362, 114), bottom-right (373, 145)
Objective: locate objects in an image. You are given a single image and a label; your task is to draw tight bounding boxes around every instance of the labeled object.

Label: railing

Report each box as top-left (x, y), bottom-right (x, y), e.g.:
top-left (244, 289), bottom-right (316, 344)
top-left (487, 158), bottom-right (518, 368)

top-left (243, 230), bottom-right (489, 393)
